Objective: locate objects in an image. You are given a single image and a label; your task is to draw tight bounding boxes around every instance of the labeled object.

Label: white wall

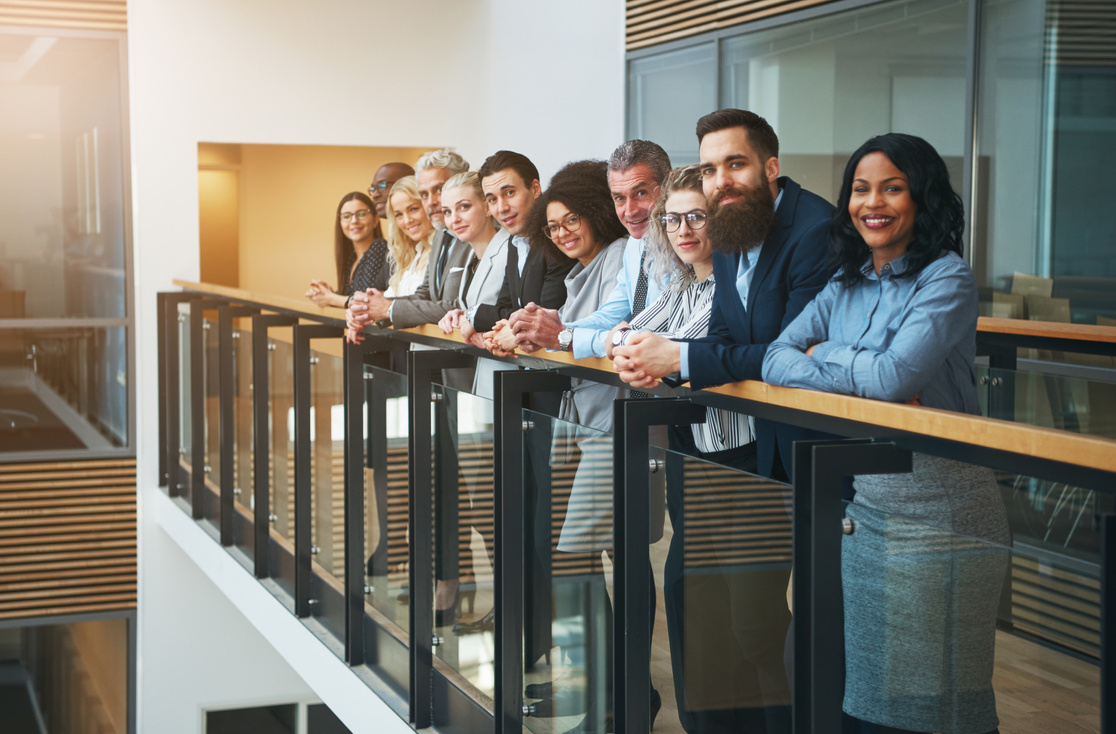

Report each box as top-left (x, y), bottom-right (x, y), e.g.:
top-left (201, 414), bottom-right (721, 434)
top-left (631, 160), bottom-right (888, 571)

top-left (128, 0), bottom-right (624, 729)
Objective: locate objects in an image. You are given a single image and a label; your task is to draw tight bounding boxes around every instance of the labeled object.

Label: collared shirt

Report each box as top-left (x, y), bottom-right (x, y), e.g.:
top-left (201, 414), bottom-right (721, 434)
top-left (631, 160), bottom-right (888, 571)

top-left (679, 188), bottom-right (783, 380)
top-left (568, 236), bottom-right (665, 359)
top-left (761, 251), bottom-right (981, 414)
top-left (626, 274), bottom-right (754, 453)
top-left (511, 234), bottom-right (529, 276)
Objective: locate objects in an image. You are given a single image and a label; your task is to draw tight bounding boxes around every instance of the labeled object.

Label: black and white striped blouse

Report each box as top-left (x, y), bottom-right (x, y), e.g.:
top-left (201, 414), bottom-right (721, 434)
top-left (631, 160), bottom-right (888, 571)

top-left (624, 274), bottom-right (754, 454)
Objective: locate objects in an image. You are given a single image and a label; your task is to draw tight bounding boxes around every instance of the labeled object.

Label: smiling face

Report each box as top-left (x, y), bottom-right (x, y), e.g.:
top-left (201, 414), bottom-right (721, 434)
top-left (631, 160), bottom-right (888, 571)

top-left (849, 151), bottom-right (917, 269)
top-left (546, 200), bottom-right (600, 266)
top-left (482, 168), bottom-right (541, 236)
top-left (441, 184), bottom-right (493, 245)
top-left (663, 190), bottom-right (712, 270)
top-left (391, 191), bottom-right (434, 243)
top-left (416, 167), bottom-right (453, 227)
top-left (608, 162), bottom-right (661, 240)
top-left (339, 199), bottom-right (377, 245)
top-left (370, 163), bottom-right (412, 217)
top-left (698, 126), bottom-right (779, 207)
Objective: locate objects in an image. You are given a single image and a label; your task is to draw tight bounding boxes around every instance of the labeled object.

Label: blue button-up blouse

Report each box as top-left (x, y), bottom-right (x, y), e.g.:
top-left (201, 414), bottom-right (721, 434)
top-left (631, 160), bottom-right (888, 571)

top-left (761, 251), bottom-right (981, 415)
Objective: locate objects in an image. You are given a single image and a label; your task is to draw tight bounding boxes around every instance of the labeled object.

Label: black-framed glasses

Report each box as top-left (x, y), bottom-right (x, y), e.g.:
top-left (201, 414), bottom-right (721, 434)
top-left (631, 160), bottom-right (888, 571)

top-left (543, 214), bottom-right (582, 240)
top-left (340, 209), bottom-right (373, 223)
top-left (659, 209), bottom-right (708, 233)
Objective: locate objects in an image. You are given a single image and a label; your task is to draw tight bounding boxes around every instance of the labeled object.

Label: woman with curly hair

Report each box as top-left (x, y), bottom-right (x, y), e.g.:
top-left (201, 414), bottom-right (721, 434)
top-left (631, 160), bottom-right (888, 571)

top-left (763, 133), bottom-right (1009, 734)
top-left (306, 191), bottom-right (389, 309)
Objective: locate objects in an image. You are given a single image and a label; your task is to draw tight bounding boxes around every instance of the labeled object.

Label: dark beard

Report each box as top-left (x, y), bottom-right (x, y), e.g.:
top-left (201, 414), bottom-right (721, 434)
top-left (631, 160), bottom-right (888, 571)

top-left (706, 181), bottom-right (776, 255)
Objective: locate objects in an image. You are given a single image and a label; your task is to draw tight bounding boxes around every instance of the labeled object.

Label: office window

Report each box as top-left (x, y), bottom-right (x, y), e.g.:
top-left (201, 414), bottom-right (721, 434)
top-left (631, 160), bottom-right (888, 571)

top-left (719, 0), bottom-right (969, 203)
top-left (628, 43), bottom-right (717, 165)
top-left (0, 31), bottom-right (130, 455)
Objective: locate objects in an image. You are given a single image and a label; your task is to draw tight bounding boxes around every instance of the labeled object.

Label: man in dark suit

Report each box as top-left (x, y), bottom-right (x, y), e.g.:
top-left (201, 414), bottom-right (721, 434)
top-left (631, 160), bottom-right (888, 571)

top-left (614, 109), bottom-right (835, 734)
top-left (613, 109), bottom-right (835, 481)
top-left (469, 150), bottom-right (574, 351)
top-left (352, 148), bottom-right (472, 329)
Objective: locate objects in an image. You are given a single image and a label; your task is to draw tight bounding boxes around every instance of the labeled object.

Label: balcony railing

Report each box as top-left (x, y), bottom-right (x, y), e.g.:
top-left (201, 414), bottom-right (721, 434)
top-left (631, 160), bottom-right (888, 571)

top-left (158, 281), bottom-right (1116, 734)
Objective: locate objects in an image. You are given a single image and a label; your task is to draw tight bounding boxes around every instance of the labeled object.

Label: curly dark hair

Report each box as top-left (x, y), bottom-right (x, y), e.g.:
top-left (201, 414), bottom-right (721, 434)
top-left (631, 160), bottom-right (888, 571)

top-left (831, 133), bottom-right (964, 283)
top-left (526, 159), bottom-right (628, 261)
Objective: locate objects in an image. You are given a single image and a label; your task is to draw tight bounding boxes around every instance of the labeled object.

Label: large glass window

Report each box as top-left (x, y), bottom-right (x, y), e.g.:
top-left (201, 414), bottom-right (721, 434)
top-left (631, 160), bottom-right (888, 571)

top-left (975, 0), bottom-right (1116, 324)
top-left (628, 43), bottom-right (717, 165)
top-left (0, 30), bottom-right (130, 456)
top-left (719, 0), bottom-right (969, 203)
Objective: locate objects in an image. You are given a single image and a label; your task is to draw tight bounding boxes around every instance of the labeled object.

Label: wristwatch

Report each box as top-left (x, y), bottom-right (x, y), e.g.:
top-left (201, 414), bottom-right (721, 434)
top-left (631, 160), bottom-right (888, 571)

top-left (557, 327), bottom-right (574, 352)
top-left (611, 328), bottom-right (631, 347)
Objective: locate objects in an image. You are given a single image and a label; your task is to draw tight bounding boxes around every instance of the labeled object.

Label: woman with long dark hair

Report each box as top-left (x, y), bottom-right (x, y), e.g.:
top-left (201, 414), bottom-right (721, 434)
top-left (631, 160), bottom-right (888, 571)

top-left (306, 191), bottom-right (389, 309)
top-left (763, 133), bottom-right (1009, 734)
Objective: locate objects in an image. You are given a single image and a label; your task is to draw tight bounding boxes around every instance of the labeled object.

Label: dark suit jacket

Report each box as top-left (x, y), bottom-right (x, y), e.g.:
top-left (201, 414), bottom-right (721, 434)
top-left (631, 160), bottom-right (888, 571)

top-left (687, 176), bottom-right (836, 479)
top-left (390, 229), bottom-right (469, 329)
top-left (472, 244), bottom-right (575, 332)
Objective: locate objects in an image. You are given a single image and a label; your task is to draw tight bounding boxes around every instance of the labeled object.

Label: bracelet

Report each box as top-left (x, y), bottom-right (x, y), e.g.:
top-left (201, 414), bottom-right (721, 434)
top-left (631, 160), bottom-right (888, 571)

top-left (344, 295), bottom-right (353, 309)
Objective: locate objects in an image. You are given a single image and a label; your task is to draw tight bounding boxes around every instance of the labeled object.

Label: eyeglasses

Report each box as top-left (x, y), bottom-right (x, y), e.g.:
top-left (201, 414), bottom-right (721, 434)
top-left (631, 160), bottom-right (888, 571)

top-left (543, 214), bottom-right (582, 240)
top-left (659, 210), bottom-right (708, 233)
top-left (340, 209), bottom-right (373, 222)
top-left (367, 180), bottom-right (394, 196)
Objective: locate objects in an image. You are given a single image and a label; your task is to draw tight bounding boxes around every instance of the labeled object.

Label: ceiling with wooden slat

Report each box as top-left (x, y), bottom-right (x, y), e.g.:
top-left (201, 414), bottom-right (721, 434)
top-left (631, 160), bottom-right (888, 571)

top-left (1047, 0), bottom-right (1116, 66)
top-left (0, 0), bottom-right (126, 32)
top-left (0, 458), bottom-right (136, 620)
top-left (626, 0), bottom-right (837, 50)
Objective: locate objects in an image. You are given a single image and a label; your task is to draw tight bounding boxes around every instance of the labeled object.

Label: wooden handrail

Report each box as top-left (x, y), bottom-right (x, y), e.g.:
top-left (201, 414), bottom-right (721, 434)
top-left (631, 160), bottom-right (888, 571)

top-left (173, 280), bottom-right (1116, 475)
top-left (978, 316), bottom-right (1116, 344)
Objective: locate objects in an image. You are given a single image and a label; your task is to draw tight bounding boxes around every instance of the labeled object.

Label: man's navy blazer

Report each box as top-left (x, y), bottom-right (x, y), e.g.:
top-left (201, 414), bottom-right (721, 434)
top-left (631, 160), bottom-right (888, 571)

top-left (687, 176), bottom-right (836, 479)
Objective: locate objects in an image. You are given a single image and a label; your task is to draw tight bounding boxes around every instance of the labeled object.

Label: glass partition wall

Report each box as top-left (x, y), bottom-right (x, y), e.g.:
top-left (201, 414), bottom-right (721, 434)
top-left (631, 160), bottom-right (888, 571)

top-left (626, 0), bottom-right (1116, 326)
top-left (0, 29), bottom-right (132, 459)
top-left (159, 290), bottom-right (1116, 734)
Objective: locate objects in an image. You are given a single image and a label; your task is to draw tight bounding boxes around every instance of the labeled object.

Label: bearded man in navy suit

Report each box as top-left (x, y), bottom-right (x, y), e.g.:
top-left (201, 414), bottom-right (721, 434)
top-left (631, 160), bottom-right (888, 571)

top-left (614, 108), bottom-right (835, 482)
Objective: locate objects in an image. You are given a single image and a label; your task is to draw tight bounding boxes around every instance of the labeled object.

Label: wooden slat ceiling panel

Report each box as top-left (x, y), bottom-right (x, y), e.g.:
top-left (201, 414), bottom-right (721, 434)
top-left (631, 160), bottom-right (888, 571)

top-left (627, 0), bottom-right (836, 51)
top-left (0, 459), bottom-right (137, 619)
top-left (1047, 1), bottom-right (1116, 65)
top-left (0, 0), bottom-right (125, 31)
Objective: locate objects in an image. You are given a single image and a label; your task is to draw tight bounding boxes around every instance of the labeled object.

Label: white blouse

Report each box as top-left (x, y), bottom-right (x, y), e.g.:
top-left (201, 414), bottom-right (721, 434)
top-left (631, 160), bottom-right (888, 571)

top-left (385, 242), bottom-right (428, 299)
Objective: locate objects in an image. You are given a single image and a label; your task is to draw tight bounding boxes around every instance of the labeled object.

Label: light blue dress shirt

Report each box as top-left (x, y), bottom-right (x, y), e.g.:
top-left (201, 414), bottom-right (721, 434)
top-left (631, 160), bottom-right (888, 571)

top-left (761, 251), bottom-right (981, 414)
top-left (568, 236), bottom-right (663, 359)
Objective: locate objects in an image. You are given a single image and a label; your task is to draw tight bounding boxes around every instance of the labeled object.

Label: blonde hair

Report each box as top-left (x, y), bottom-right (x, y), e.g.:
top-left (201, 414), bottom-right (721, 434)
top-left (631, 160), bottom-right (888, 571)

top-left (385, 176), bottom-right (432, 292)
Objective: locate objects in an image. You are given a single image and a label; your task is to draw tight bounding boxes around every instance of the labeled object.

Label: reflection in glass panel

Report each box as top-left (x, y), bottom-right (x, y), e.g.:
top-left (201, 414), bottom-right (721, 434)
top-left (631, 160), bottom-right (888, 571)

top-left (231, 319), bottom-right (255, 562)
top-left (628, 44), bottom-right (717, 165)
top-left (0, 324), bottom-right (128, 452)
top-left (202, 316), bottom-right (220, 525)
top-left (177, 304), bottom-right (192, 478)
top-left (0, 34), bottom-right (127, 319)
top-left (268, 333), bottom-right (296, 606)
top-left (520, 409), bottom-right (614, 734)
top-left (431, 382), bottom-right (497, 697)
top-left (363, 364), bottom-right (410, 632)
top-left (654, 439), bottom-right (792, 733)
top-left (976, 0), bottom-right (1116, 323)
top-left (978, 365), bottom-right (1116, 438)
top-left (310, 345), bottom-right (343, 580)
top-left (719, 0), bottom-right (968, 204)
top-left (837, 477), bottom-right (1101, 732)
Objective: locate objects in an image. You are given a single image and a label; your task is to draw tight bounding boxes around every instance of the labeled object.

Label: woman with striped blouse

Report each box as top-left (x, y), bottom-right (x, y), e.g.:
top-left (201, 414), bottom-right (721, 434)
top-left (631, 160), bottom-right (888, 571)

top-left (610, 166), bottom-right (792, 733)
top-left (608, 164), bottom-right (754, 461)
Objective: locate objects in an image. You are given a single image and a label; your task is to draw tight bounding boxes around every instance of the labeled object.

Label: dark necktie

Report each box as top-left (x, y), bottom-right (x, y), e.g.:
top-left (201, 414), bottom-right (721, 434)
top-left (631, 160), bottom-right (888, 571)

top-left (632, 247), bottom-right (649, 316)
top-left (629, 247), bottom-right (651, 399)
top-left (434, 231), bottom-right (451, 294)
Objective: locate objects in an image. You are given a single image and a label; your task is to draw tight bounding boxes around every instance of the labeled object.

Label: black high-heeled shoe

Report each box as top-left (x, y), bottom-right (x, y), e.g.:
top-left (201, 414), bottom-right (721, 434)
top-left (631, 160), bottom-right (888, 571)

top-left (453, 607), bottom-right (494, 635)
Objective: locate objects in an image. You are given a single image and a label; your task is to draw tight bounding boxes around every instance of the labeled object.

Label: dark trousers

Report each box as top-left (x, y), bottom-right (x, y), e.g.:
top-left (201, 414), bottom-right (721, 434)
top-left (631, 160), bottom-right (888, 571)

top-left (665, 426), bottom-right (792, 734)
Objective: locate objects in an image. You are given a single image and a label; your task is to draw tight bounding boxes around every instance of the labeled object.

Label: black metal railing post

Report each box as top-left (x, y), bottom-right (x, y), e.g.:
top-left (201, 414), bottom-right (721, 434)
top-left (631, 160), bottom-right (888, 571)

top-left (219, 305), bottom-right (257, 546)
top-left (250, 315), bottom-right (298, 579)
top-left (407, 348), bottom-right (473, 728)
top-left (791, 439), bottom-right (912, 734)
top-left (493, 369), bottom-right (570, 734)
top-left (293, 324), bottom-right (343, 619)
top-left (613, 397), bottom-right (706, 734)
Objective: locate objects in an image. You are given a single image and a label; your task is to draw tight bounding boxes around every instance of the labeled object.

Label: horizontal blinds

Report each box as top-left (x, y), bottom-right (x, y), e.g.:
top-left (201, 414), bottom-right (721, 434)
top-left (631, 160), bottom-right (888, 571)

top-left (626, 0), bottom-right (837, 50)
top-left (0, 0), bottom-right (126, 32)
top-left (0, 458), bottom-right (137, 620)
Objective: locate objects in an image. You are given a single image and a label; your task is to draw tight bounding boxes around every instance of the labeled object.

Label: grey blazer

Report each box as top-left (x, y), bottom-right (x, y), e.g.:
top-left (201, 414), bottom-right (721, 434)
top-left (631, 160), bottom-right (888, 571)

top-left (390, 229), bottom-right (470, 329)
